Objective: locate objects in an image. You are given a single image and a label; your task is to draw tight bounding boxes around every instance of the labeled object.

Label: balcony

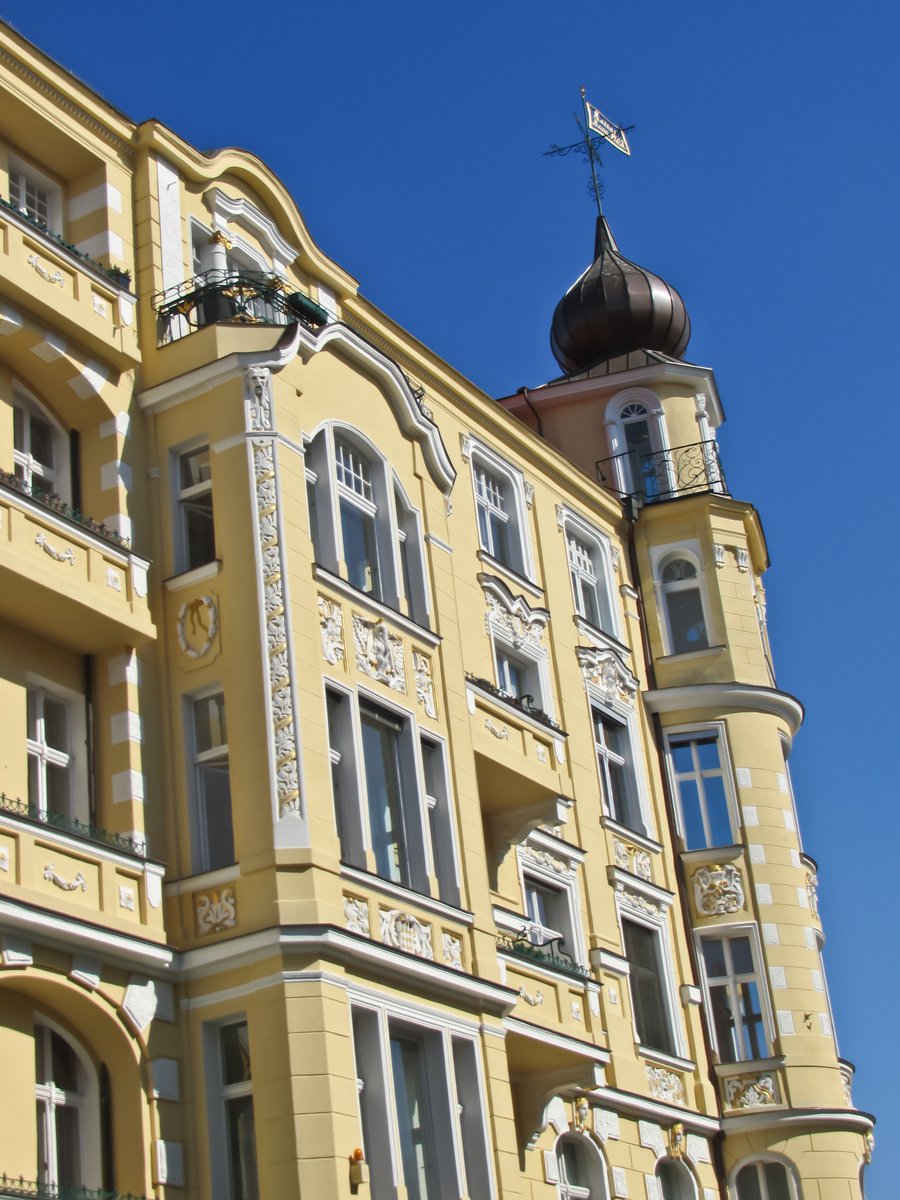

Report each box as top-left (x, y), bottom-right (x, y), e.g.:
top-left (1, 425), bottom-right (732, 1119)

top-left (0, 793), bottom-right (145, 859)
top-left (153, 269), bottom-right (329, 345)
top-left (497, 930), bottom-right (590, 981)
top-left (596, 438), bottom-right (728, 503)
top-left (0, 1177), bottom-right (152, 1200)
top-left (0, 472), bottom-right (154, 652)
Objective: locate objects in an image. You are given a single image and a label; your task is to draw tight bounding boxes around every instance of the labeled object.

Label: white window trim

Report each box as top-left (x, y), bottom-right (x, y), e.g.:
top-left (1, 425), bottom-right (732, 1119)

top-left (26, 675), bottom-right (88, 826)
top-left (557, 505), bottom-right (620, 638)
top-left (467, 438), bottom-right (535, 581)
top-left (648, 540), bottom-right (715, 657)
top-left (695, 923), bottom-right (775, 1065)
top-left (553, 1132), bottom-right (611, 1200)
top-left (588, 682), bottom-right (653, 839)
top-left (653, 1156), bottom-right (699, 1200)
top-left (603, 387), bottom-right (673, 497)
top-left (12, 382), bottom-right (72, 503)
top-left (8, 153), bottom-right (63, 233)
top-left (728, 1154), bottom-right (801, 1200)
top-left (34, 1014), bottom-right (102, 1191)
top-left (186, 685), bottom-right (233, 875)
top-left (203, 1016), bottom-right (259, 1200)
top-left (664, 721), bottom-right (740, 849)
top-left (171, 438), bottom-right (216, 574)
top-left (516, 830), bottom-right (587, 967)
top-left (614, 878), bottom-right (686, 1060)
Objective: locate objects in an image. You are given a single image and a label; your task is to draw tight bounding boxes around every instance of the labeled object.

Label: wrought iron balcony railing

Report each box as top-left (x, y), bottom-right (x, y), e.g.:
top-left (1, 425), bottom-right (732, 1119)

top-left (0, 196), bottom-right (131, 289)
top-left (0, 469), bottom-right (131, 549)
top-left (496, 931), bottom-right (591, 981)
top-left (596, 438), bottom-right (728, 503)
top-left (0, 1177), bottom-right (151, 1200)
top-left (153, 269), bottom-right (330, 344)
top-left (465, 673), bottom-right (564, 734)
top-left (0, 793), bottom-right (146, 859)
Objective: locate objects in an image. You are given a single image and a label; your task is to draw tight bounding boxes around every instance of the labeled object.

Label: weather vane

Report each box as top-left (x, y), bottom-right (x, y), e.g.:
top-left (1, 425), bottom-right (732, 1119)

top-left (545, 87), bottom-right (633, 215)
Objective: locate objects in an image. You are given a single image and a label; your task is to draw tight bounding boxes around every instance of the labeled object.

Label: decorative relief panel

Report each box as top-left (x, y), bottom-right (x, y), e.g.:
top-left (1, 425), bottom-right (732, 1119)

top-left (247, 367), bottom-right (302, 820)
top-left (723, 1072), bottom-right (778, 1109)
top-left (177, 595), bottom-right (218, 659)
top-left (481, 576), bottom-right (549, 649)
top-left (118, 885), bottom-right (136, 911)
top-left (615, 881), bottom-right (660, 917)
top-left (318, 596), bottom-right (345, 665)
top-left (380, 909), bottom-right (433, 959)
top-left (35, 532), bottom-right (74, 564)
top-left (413, 650), bottom-right (437, 718)
top-left (614, 839), bottom-right (653, 881)
top-left (484, 718), bottom-right (509, 740)
top-left (576, 646), bottom-right (638, 708)
top-left (195, 887), bottom-right (237, 935)
top-left (442, 932), bottom-right (463, 970)
top-left (44, 863), bottom-right (86, 892)
top-left (353, 616), bottom-right (406, 691)
top-left (692, 863), bottom-right (744, 915)
top-left (343, 894), bottom-right (370, 937)
top-left (0, 847), bottom-right (9, 873)
top-left (522, 842), bottom-right (571, 876)
top-left (806, 871), bottom-right (820, 918)
top-left (517, 985), bottom-right (544, 1007)
top-left (646, 1065), bottom-right (684, 1105)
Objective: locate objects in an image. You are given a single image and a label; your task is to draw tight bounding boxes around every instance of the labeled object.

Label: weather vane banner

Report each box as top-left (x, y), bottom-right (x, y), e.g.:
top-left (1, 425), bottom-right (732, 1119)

top-left (585, 100), bottom-right (631, 156)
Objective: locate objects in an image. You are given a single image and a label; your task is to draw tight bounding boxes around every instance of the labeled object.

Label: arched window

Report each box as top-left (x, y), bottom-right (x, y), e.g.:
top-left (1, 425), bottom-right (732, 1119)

top-left (12, 387), bottom-right (71, 503)
top-left (735, 1159), bottom-right (796, 1200)
top-left (660, 556), bottom-right (709, 654)
top-left (605, 396), bottom-right (669, 501)
top-left (555, 1135), bottom-right (608, 1200)
top-left (34, 1021), bottom-right (101, 1191)
top-left (656, 1158), bottom-right (696, 1200)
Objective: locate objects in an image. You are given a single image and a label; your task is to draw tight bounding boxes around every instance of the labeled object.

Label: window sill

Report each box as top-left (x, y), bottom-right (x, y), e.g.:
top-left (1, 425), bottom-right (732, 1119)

top-left (476, 550), bottom-right (543, 600)
top-left (573, 615), bottom-right (631, 656)
top-left (340, 864), bottom-right (474, 925)
top-left (638, 1045), bottom-right (697, 1074)
top-left (679, 843), bottom-right (743, 866)
top-left (164, 862), bottom-right (239, 896)
top-left (713, 1054), bottom-right (784, 1078)
top-left (164, 560), bottom-right (221, 591)
top-left (657, 644), bottom-right (727, 664)
top-left (601, 816), bottom-right (662, 855)
top-left (314, 565), bottom-right (440, 647)
top-left (466, 675), bottom-right (567, 739)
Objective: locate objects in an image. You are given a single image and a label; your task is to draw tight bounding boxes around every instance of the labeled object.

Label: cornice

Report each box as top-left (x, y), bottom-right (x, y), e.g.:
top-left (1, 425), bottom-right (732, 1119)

top-left (643, 682), bottom-right (804, 734)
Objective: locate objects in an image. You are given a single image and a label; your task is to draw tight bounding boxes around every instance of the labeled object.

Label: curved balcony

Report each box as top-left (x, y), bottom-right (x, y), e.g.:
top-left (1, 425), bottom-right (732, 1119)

top-left (153, 269), bottom-right (329, 345)
top-left (597, 438), bottom-right (728, 504)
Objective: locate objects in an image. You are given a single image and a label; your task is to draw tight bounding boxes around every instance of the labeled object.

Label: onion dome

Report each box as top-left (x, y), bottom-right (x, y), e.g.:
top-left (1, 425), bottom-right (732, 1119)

top-left (550, 214), bottom-right (690, 373)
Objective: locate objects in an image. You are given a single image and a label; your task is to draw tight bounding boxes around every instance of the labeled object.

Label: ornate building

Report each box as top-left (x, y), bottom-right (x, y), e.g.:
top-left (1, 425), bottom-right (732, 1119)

top-left (0, 20), bottom-right (872, 1200)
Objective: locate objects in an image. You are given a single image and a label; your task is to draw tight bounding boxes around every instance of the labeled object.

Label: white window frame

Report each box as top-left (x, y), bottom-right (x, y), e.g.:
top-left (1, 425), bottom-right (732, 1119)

top-left (468, 440), bottom-right (533, 580)
top-left (604, 388), bottom-right (672, 500)
top-left (554, 1133), bottom-right (610, 1200)
top-left (558, 506), bottom-right (618, 637)
top-left (649, 541), bottom-right (714, 657)
top-left (592, 700), bottom-right (648, 835)
top-left (615, 882), bottom-right (685, 1060)
top-left (517, 833), bottom-right (587, 969)
top-left (204, 1017), bottom-right (260, 1200)
top-left (665, 722), bottom-right (738, 849)
top-left (173, 441), bottom-right (216, 573)
top-left (654, 1158), bottom-right (698, 1200)
top-left (493, 637), bottom-right (550, 714)
top-left (34, 1015), bottom-right (102, 1191)
top-left (350, 993), bottom-right (494, 1200)
top-left (188, 687), bottom-right (235, 875)
top-left (26, 678), bottom-right (88, 826)
top-left (305, 423), bottom-right (431, 627)
top-left (8, 154), bottom-right (63, 233)
top-left (12, 384), bottom-right (71, 503)
top-left (696, 924), bottom-right (773, 1064)
top-left (729, 1156), bottom-right (800, 1200)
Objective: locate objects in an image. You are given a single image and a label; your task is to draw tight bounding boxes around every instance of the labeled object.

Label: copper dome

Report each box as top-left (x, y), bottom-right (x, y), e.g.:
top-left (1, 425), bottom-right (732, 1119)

top-left (550, 215), bottom-right (690, 374)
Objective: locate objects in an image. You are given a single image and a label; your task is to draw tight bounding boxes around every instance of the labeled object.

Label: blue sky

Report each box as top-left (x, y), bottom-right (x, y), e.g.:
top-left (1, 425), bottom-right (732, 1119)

top-left (5, 0), bottom-right (895, 1188)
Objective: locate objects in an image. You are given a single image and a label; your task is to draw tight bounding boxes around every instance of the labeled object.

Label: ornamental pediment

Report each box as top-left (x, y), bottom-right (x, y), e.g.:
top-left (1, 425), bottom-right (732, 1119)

top-left (479, 574), bottom-right (550, 648)
top-left (576, 645), bottom-right (638, 708)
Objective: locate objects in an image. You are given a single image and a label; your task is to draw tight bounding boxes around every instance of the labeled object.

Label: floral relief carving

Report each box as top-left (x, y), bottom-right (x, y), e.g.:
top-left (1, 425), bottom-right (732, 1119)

top-left (576, 646), bottom-right (638, 708)
top-left (380, 909), bottom-right (433, 959)
top-left (35, 532), bottom-right (74, 564)
top-left (177, 595), bottom-right (218, 659)
top-left (615, 839), bottom-right (653, 881)
top-left (27, 254), bottom-right (65, 287)
top-left (195, 887), bottom-right (237, 935)
top-left (343, 895), bottom-right (370, 937)
top-left (442, 932), bottom-right (463, 970)
top-left (413, 650), bottom-right (437, 718)
top-left (318, 597), bottom-right (345, 665)
top-left (353, 616), bottom-right (406, 691)
top-left (522, 843), bottom-right (571, 876)
top-left (724, 1072), bottom-right (778, 1109)
top-left (485, 718), bottom-right (509, 740)
top-left (615, 881), bottom-right (660, 917)
top-left (118, 885), bottom-right (136, 911)
top-left (692, 863), bottom-right (744, 915)
top-left (646, 1065), bottom-right (684, 1105)
top-left (44, 864), bottom-right (86, 892)
top-left (482, 582), bottom-right (549, 650)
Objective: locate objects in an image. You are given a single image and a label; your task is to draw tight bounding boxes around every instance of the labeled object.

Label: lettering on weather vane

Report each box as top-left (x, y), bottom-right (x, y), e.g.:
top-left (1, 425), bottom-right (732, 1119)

top-left (545, 88), bottom-right (634, 214)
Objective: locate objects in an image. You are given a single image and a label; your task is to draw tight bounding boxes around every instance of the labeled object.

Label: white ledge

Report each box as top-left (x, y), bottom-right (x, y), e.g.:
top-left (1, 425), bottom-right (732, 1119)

top-left (314, 566), bottom-right (440, 647)
top-left (642, 682), bottom-right (804, 734)
top-left (164, 560), bottom-right (221, 592)
top-left (340, 865), bottom-right (474, 926)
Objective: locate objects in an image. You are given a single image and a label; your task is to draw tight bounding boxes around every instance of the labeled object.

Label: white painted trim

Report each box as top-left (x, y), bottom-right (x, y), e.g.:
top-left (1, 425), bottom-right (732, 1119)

top-left (0, 896), bottom-right (172, 969)
top-left (503, 1016), bottom-right (610, 1066)
top-left (722, 1108), bottom-right (874, 1136)
top-left (591, 1085), bottom-right (721, 1133)
top-left (203, 187), bottom-right (299, 270)
top-left (163, 560), bottom-right (221, 592)
top-left (164, 863), bottom-right (239, 898)
top-left (314, 565), bottom-right (440, 648)
top-left (340, 865), bottom-right (474, 925)
top-left (643, 684), bottom-right (804, 734)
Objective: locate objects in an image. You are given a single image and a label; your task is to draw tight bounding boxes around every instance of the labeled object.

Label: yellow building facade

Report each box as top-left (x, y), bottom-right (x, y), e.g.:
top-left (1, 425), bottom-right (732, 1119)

top-left (0, 21), bottom-right (873, 1200)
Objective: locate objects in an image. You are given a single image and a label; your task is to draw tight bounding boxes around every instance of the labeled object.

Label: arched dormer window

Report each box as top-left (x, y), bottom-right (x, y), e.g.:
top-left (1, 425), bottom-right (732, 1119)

top-left (12, 386), bottom-right (71, 503)
top-left (554, 1135), bottom-right (609, 1200)
top-left (659, 553), bottom-right (710, 655)
top-left (35, 1020), bottom-right (102, 1191)
top-left (656, 1158), bottom-right (696, 1200)
top-left (305, 425), bottom-right (430, 627)
top-left (734, 1158), bottom-right (798, 1200)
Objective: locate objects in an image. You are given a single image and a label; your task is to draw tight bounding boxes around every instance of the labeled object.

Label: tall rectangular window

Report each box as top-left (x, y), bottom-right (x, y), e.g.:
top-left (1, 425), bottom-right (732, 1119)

top-left (27, 688), bottom-right (72, 821)
top-left (668, 730), bottom-right (734, 849)
top-left (360, 704), bottom-right (410, 886)
top-left (9, 167), bottom-right (51, 226)
top-left (700, 933), bottom-right (769, 1062)
top-left (192, 691), bottom-right (234, 872)
top-left (622, 918), bottom-right (675, 1055)
top-left (421, 738), bottom-right (460, 906)
top-left (390, 1033), bottom-right (439, 1200)
top-left (594, 707), bottom-right (641, 831)
top-left (215, 1022), bottom-right (259, 1200)
top-left (335, 439), bottom-right (381, 598)
top-left (566, 533), bottom-right (613, 631)
top-left (178, 446), bottom-right (216, 570)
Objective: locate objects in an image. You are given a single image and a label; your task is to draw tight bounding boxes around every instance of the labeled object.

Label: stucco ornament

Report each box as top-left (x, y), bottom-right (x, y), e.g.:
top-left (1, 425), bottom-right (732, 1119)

top-left (806, 870), bottom-right (820, 918)
top-left (442, 932), bottom-right (463, 970)
top-left (576, 646), bottom-right (638, 708)
top-left (122, 978), bottom-right (158, 1033)
top-left (646, 1066), bottom-right (684, 1105)
top-left (195, 888), bottom-right (237, 935)
top-left (692, 863), bottom-right (744, 915)
top-left (480, 575), bottom-right (549, 649)
top-left (616, 881), bottom-right (660, 917)
top-left (354, 616), bottom-right (406, 691)
top-left (318, 596), bottom-right (345, 665)
top-left (177, 594), bottom-right (218, 658)
top-left (44, 863), bottom-right (86, 892)
top-left (35, 532), bottom-right (75, 564)
top-left (380, 909), bottom-right (433, 959)
top-left (343, 895), bottom-right (370, 937)
top-left (573, 1097), bottom-right (591, 1133)
top-left (413, 650), bottom-right (437, 718)
top-left (724, 1073), bottom-right (777, 1109)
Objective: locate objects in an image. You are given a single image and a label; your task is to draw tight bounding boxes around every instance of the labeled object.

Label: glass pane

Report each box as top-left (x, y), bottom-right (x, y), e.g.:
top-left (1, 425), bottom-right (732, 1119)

top-left (390, 1035), bottom-right (435, 1200)
top-left (181, 447), bottom-right (212, 488)
top-left (678, 778), bottom-right (706, 848)
top-left (30, 415), bottom-right (55, 469)
top-left (184, 494), bottom-right (216, 568)
top-left (27, 690), bottom-right (39, 735)
top-left (701, 938), bottom-right (726, 977)
top-left (670, 740), bottom-right (694, 774)
top-left (13, 406), bottom-right (24, 451)
top-left (55, 1104), bottom-right (81, 1187)
top-left (763, 1162), bottom-right (791, 1200)
top-left (199, 763), bottom-right (234, 869)
top-left (696, 736), bottom-right (721, 771)
top-left (194, 693), bottom-right (227, 752)
top-left (43, 697), bottom-right (68, 752)
top-left (220, 1022), bottom-right (252, 1084)
top-left (226, 1095), bottom-right (260, 1200)
top-left (340, 500), bottom-right (380, 598)
top-left (561, 1140), bottom-right (587, 1186)
top-left (731, 936), bottom-right (754, 975)
top-left (36, 1100), bottom-right (48, 1182)
top-left (45, 763), bottom-right (70, 819)
top-left (488, 511), bottom-right (510, 565)
top-left (50, 1031), bottom-right (80, 1092)
top-left (736, 1164), bottom-right (763, 1200)
top-left (739, 981), bottom-right (768, 1058)
top-left (361, 711), bottom-right (406, 886)
top-left (28, 754), bottom-right (40, 809)
top-left (705, 777), bottom-right (732, 845)
top-left (667, 589), bottom-right (708, 654)
top-left (709, 983), bottom-right (738, 1061)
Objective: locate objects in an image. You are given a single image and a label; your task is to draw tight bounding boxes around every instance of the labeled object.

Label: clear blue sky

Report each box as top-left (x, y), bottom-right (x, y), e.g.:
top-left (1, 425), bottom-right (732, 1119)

top-left (6, 0), bottom-right (895, 1188)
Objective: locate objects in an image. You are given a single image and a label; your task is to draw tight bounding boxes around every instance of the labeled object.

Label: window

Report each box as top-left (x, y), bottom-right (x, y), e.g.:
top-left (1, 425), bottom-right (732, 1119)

top-left (191, 691), bottom-right (234, 873)
top-left (734, 1160), bottom-right (795, 1200)
top-left (177, 446), bottom-right (216, 571)
top-left (656, 1159), bottom-right (696, 1200)
top-left (13, 389), bottom-right (70, 502)
top-left (660, 556), bottom-right (709, 654)
top-left (352, 1007), bottom-right (492, 1200)
top-left (556, 1136), bottom-right (607, 1200)
top-left (35, 1022), bottom-right (101, 1191)
top-left (622, 918), bottom-right (676, 1055)
top-left (668, 729), bottom-right (734, 849)
top-left (699, 933), bottom-right (769, 1062)
top-left (471, 450), bottom-right (528, 576)
top-left (494, 642), bottom-right (545, 712)
top-left (567, 532), bottom-right (614, 631)
top-left (306, 426), bottom-right (430, 625)
top-left (210, 1021), bottom-right (259, 1200)
top-left (593, 706), bottom-right (641, 830)
top-left (8, 157), bottom-right (61, 233)
top-left (523, 877), bottom-right (570, 949)
top-left (27, 686), bottom-right (86, 825)
top-left (326, 690), bottom-right (458, 902)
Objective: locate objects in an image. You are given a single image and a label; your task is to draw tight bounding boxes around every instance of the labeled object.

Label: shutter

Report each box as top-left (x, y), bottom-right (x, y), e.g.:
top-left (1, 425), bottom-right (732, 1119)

top-left (623, 920), bottom-right (674, 1054)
